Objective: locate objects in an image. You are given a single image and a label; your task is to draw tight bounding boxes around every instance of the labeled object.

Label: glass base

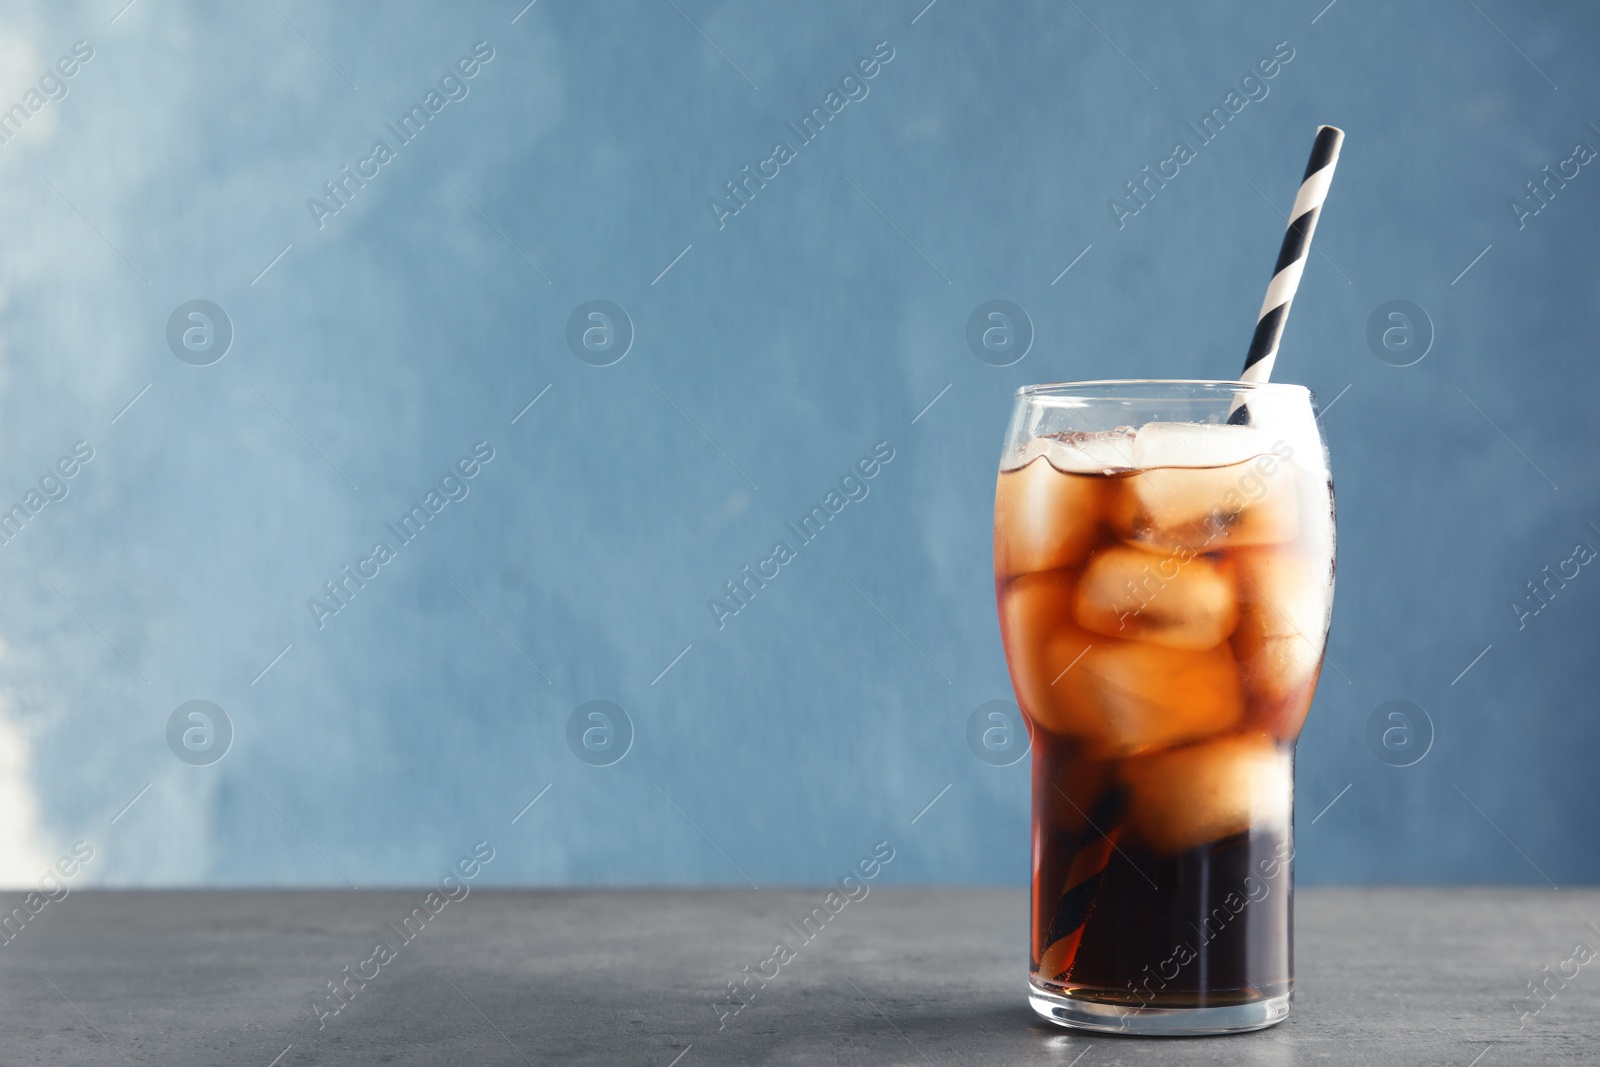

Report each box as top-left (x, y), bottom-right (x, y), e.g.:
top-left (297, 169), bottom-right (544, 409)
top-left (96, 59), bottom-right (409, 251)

top-left (1028, 985), bottom-right (1291, 1036)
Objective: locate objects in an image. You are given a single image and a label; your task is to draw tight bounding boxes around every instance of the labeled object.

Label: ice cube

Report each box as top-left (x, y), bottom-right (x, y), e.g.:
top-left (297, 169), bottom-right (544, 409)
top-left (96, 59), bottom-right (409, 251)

top-left (1074, 543), bottom-right (1238, 650)
top-left (998, 572), bottom-right (1102, 738)
top-left (1120, 733), bottom-right (1291, 854)
top-left (1115, 423), bottom-right (1300, 550)
top-left (1050, 428), bottom-right (1138, 474)
top-left (1004, 429), bottom-right (1137, 475)
top-left (1130, 422), bottom-right (1279, 470)
top-left (1294, 470), bottom-right (1337, 571)
top-left (1235, 549), bottom-right (1329, 640)
top-left (994, 454), bottom-right (1107, 576)
top-left (1051, 638), bottom-right (1244, 758)
top-left (1232, 549), bottom-right (1331, 738)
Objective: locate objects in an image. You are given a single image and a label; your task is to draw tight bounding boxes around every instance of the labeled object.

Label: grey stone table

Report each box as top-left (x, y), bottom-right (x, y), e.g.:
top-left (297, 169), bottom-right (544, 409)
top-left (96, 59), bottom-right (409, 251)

top-left (6, 888), bottom-right (1596, 1065)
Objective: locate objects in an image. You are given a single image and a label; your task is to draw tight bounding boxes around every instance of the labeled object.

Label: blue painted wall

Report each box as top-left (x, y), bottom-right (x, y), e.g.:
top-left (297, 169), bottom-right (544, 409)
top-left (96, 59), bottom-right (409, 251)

top-left (0, 0), bottom-right (1594, 886)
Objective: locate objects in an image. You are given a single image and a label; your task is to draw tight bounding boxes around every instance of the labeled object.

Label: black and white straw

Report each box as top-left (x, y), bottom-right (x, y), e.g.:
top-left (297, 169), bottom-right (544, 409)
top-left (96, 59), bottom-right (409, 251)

top-left (1240, 125), bottom-right (1344, 384)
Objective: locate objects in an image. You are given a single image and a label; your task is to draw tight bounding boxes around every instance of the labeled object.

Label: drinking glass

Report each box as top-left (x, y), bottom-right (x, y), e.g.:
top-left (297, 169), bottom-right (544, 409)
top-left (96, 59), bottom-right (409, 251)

top-left (994, 380), bottom-right (1334, 1035)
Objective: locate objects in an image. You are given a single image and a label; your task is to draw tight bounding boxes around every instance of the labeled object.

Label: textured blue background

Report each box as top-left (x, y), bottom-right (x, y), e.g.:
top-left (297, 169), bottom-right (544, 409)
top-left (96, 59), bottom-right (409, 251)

top-left (0, 0), bottom-right (1594, 887)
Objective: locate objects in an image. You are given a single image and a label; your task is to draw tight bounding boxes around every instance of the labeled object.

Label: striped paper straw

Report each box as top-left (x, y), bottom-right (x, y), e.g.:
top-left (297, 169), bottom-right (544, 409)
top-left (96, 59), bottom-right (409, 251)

top-left (1038, 785), bottom-right (1125, 982)
top-left (1240, 125), bottom-right (1345, 384)
top-left (1038, 825), bottom-right (1117, 981)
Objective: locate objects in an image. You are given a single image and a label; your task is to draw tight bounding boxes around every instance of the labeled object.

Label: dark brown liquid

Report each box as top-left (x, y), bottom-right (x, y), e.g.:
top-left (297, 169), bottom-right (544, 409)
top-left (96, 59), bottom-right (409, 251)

top-left (995, 443), bottom-right (1331, 1011)
top-left (1031, 729), bottom-right (1294, 1008)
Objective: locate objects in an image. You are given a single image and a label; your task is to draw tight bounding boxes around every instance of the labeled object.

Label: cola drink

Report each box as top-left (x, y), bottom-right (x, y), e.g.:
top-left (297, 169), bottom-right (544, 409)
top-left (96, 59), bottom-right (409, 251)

top-left (995, 385), bottom-right (1334, 1034)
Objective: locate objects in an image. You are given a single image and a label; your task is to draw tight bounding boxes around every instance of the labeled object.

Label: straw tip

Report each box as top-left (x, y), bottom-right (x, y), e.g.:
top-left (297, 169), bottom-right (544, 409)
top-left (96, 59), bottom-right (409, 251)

top-left (1316, 124), bottom-right (1346, 140)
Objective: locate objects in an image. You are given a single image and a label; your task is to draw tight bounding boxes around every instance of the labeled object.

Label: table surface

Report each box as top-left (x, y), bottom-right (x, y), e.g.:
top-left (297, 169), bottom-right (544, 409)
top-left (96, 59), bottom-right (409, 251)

top-left (7, 887), bottom-right (1596, 1065)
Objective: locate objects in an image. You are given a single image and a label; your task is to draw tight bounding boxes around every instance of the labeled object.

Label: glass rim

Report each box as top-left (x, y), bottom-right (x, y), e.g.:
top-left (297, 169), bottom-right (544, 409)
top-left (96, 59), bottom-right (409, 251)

top-left (1017, 379), bottom-right (1313, 400)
